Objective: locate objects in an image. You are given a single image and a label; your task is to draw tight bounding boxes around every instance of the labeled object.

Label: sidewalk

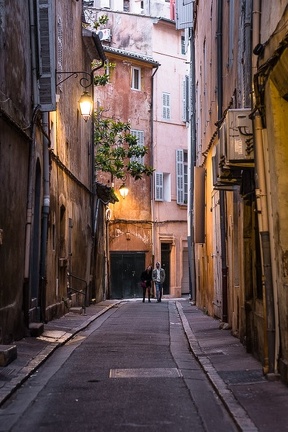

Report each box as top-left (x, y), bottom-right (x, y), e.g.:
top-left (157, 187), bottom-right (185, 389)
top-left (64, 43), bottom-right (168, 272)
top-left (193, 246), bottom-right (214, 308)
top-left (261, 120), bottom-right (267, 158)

top-left (177, 300), bottom-right (288, 432)
top-left (0, 300), bottom-right (120, 407)
top-left (1, 299), bottom-right (288, 431)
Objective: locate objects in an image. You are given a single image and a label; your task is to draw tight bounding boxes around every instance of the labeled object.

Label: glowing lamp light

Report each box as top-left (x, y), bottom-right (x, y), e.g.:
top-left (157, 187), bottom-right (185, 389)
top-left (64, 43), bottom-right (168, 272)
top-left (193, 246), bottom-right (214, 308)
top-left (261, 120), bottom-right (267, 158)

top-left (119, 183), bottom-right (129, 199)
top-left (79, 91), bottom-right (93, 122)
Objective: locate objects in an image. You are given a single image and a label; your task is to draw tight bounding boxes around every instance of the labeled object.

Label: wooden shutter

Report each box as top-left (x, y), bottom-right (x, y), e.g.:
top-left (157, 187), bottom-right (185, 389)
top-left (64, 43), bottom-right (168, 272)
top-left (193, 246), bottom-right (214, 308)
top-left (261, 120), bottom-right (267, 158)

top-left (176, 149), bottom-right (184, 204)
top-left (155, 172), bottom-right (163, 201)
top-left (182, 75), bottom-right (189, 122)
top-left (162, 93), bottom-right (171, 120)
top-left (37, 0), bottom-right (56, 111)
top-left (175, 0), bottom-right (193, 30)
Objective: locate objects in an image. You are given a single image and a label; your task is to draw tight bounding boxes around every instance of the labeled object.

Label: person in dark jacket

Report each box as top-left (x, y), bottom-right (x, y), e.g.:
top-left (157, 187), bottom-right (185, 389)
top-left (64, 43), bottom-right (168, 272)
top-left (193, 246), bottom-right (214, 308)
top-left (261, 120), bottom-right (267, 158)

top-left (152, 261), bottom-right (165, 302)
top-left (140, 265), bottom-right (152, 302)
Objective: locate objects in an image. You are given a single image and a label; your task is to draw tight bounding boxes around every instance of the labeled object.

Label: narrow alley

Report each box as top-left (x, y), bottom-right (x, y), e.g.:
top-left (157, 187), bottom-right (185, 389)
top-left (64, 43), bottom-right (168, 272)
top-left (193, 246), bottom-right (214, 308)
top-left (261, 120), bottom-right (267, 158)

top-left (1, 300), bottom-right (288, 431)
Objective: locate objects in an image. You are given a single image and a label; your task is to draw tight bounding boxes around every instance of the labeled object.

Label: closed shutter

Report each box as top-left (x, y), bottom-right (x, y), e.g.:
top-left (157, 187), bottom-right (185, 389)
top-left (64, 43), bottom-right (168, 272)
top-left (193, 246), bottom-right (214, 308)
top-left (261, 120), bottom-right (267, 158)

top-left (37, 0), bottom-right (56, 111)
top-left (182, 76), bottom-right (189, 122)
top-left (176, 149), bottom-right (184, 204)
top-left (162, 93), bottom-right (171, 120)
top-left (155, 172), bottom-right (163, 201)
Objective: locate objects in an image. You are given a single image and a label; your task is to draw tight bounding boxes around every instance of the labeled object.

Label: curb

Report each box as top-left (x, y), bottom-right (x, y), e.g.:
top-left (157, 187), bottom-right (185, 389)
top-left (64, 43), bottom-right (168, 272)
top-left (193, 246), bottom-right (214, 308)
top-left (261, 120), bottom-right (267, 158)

top-left (0, 303), bottom-right (117, 407)
top-left (176, 301), bottom-right (259, 432)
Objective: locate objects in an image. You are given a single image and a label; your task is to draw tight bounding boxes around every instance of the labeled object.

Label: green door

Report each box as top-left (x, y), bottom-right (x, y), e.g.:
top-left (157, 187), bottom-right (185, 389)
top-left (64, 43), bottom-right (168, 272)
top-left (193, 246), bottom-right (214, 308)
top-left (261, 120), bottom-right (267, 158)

top-left (110, 252), bottom-right (145, 299)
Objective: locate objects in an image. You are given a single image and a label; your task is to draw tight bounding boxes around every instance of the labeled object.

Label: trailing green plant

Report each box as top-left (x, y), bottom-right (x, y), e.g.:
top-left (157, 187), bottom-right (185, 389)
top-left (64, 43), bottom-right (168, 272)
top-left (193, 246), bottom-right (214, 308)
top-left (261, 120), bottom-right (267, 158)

top-left (94, 109), bottom-right (154, 182)
top-left (92, 61), bottom-right (116, 87)
top-left (93, 14), bottom-right (109, 30)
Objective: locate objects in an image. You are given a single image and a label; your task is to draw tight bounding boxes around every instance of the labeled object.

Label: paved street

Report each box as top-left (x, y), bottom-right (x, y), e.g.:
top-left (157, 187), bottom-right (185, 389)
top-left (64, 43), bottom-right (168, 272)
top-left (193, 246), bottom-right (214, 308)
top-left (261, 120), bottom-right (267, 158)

top-left (0, 300), bottom-right (235, 431)
top-left (1, 299), bottom-right (288, 431)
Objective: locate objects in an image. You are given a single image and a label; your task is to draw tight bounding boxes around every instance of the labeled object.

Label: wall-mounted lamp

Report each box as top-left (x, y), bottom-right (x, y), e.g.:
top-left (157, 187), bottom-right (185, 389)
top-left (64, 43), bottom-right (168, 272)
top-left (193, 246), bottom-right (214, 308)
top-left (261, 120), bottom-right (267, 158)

top-left (79, 91), bottom-right (93, 122)
top-left (119, 183), bottom-right (129, 199)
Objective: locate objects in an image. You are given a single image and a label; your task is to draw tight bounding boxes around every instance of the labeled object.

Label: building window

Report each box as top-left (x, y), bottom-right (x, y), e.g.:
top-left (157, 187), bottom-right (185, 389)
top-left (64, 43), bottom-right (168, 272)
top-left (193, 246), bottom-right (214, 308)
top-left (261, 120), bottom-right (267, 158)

top-left (154, 172), bottom-right (171, 202)
top-left (155, 172), bottom-right (163, 201)
top-left (182, 75), bottom-right (189, 122)
top-left (176, 149), bottom-right (188, 205)
top-left (131, 67), bottom-right (141, 90)
top-left (162, 92), bottom-right (171, 120)
top-left (181, 33), bottom-right (185, 55)
top-left (130, 129), bottom-right (144, 164)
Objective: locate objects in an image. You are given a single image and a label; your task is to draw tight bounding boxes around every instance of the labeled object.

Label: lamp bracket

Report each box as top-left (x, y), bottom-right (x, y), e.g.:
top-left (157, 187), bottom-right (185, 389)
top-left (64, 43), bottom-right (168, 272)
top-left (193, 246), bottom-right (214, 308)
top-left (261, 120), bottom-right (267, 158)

top-left (56, 71), bottom-right (93, 88)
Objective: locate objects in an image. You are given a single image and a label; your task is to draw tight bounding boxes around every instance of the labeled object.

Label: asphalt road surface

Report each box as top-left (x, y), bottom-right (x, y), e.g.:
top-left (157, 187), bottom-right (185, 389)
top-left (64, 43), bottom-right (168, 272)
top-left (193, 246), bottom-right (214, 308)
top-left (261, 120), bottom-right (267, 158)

top-left (0, 301), bottom-right (237, 431)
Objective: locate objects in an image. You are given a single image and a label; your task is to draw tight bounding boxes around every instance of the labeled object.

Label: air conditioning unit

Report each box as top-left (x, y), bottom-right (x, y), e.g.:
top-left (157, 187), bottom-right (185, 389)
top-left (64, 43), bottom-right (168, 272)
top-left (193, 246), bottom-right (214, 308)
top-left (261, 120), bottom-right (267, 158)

top-left (212, 142), bottom-right (241, 191)
top-left (224, 109), bottom-right (254, 167)
top-left (96, 28), bottom-right (111, 41)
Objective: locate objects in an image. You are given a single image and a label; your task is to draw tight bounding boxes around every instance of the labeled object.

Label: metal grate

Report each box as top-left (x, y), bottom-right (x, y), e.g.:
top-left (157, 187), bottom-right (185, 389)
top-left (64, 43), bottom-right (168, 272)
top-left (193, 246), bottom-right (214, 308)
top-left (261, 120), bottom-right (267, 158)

top-left (109, 368), bottom-right (182, 379)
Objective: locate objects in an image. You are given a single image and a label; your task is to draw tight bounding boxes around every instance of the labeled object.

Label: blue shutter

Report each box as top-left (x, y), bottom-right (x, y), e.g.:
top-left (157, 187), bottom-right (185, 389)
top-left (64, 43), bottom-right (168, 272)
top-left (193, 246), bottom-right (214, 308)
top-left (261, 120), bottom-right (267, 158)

top-left (175, 0), bottom-right (193, 30)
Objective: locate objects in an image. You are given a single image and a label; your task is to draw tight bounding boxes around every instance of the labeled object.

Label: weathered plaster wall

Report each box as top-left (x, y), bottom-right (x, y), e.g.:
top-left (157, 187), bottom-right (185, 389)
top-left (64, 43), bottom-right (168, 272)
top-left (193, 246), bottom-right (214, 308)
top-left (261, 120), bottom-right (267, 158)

top-left (0, 1), bottom-right (33, 341)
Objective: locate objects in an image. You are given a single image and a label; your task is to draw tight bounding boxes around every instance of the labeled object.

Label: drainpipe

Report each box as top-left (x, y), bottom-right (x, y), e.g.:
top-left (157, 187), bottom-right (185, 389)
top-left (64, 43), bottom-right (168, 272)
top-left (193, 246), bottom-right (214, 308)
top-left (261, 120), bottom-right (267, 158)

top-left (151, 65), bottom-right (159, 267)
top-left (23, 106), bottom-right (40, 326)
top-left (217, 0), bottom-right (228, 322)
top-left (39, 112), bottom-right (50, 322)
top-left (252, 0), bottom-right (276, 374)
top-left (188, 26), bottom-right (196, 303)
top-left (24, 0), bottom-right (41, 326)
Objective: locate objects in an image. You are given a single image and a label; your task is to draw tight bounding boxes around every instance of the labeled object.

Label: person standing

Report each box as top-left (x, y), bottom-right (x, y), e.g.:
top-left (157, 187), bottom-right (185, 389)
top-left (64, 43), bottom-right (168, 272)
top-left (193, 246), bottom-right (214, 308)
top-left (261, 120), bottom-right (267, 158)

top-left (152, 262), bottom-right (165, 302)
top-left (140, 265), bottom-right (152, 302)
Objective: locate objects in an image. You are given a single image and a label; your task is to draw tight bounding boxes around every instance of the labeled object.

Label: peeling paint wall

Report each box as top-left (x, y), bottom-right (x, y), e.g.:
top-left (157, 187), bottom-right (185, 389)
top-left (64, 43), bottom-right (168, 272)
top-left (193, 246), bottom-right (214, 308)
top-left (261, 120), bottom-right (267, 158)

top-left (0, 2), bottom-right (34, 342)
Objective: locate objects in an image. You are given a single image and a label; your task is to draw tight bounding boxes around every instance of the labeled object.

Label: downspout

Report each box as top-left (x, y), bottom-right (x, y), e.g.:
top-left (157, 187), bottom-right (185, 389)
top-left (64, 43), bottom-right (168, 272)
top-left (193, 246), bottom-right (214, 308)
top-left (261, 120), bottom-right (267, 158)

top-left (24, 0), bottom-right (41, 326)
top-left (151, 65), bottom-right (159, 268)
top-left (189, 25), bottom-right (196, 303)
top-left (23, 106), bottom-right (40, 326)
top-left (252, 0), bottom-right (276, 374)
top-left (217, 0), bottom-right (228, 322)
top-left (89, 55), bottom-right (106, 301)
top-left (39, 112), bottom-right (50, 322)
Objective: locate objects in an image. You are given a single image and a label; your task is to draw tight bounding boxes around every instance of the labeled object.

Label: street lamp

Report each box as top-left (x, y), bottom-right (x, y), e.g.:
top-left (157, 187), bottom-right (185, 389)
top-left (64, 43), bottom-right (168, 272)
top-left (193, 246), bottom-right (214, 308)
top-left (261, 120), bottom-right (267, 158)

top-left (79, 91), bottom-right (93, 122)
top-left (119, 183), bottom-right (129, 199)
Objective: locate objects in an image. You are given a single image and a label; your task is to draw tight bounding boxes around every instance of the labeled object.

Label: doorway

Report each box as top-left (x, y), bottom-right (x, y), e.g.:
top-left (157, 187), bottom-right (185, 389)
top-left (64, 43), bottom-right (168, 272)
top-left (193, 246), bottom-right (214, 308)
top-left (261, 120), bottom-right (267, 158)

top-left (110, 252), bottom-right (145, 299)
top-left (161, 243), bottom-right (170, 295)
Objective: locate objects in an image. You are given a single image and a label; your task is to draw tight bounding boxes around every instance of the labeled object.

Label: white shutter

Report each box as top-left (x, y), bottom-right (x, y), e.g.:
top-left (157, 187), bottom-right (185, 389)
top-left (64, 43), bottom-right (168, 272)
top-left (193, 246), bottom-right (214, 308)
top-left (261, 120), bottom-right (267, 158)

top-left (182, 75), bottom-right (189, 122)
top-left (162, 93), bottom-right (171, 120)
top-left (176, 149), bottom-right (184, 204)
top-left (37, 0), bottom-right (56, 111)
top-left (155, 172), bottom-right (163, 201)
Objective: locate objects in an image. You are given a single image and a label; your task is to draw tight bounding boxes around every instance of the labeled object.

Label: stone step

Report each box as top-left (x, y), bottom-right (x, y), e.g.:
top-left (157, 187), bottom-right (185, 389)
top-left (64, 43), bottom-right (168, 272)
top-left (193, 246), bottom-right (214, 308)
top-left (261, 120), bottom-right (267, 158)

top-left (29, 322), bottom-right (44, 337)
top-left (69, 306), bottom-right (83, 314)
top-left (0, 345), bottom-right (17, 367)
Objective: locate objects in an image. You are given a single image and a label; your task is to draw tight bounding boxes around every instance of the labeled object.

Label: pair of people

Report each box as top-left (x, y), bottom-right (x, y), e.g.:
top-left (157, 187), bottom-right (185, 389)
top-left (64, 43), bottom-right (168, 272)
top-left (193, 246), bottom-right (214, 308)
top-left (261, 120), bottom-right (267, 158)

top-left (140, 262), bottom-right (165, 303)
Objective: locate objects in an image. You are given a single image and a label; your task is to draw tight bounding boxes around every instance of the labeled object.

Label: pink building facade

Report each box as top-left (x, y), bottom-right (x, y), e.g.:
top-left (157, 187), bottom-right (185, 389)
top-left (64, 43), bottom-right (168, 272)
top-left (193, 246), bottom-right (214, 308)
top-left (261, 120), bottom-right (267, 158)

top-left (86, 1), bottom-right (189, 298)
